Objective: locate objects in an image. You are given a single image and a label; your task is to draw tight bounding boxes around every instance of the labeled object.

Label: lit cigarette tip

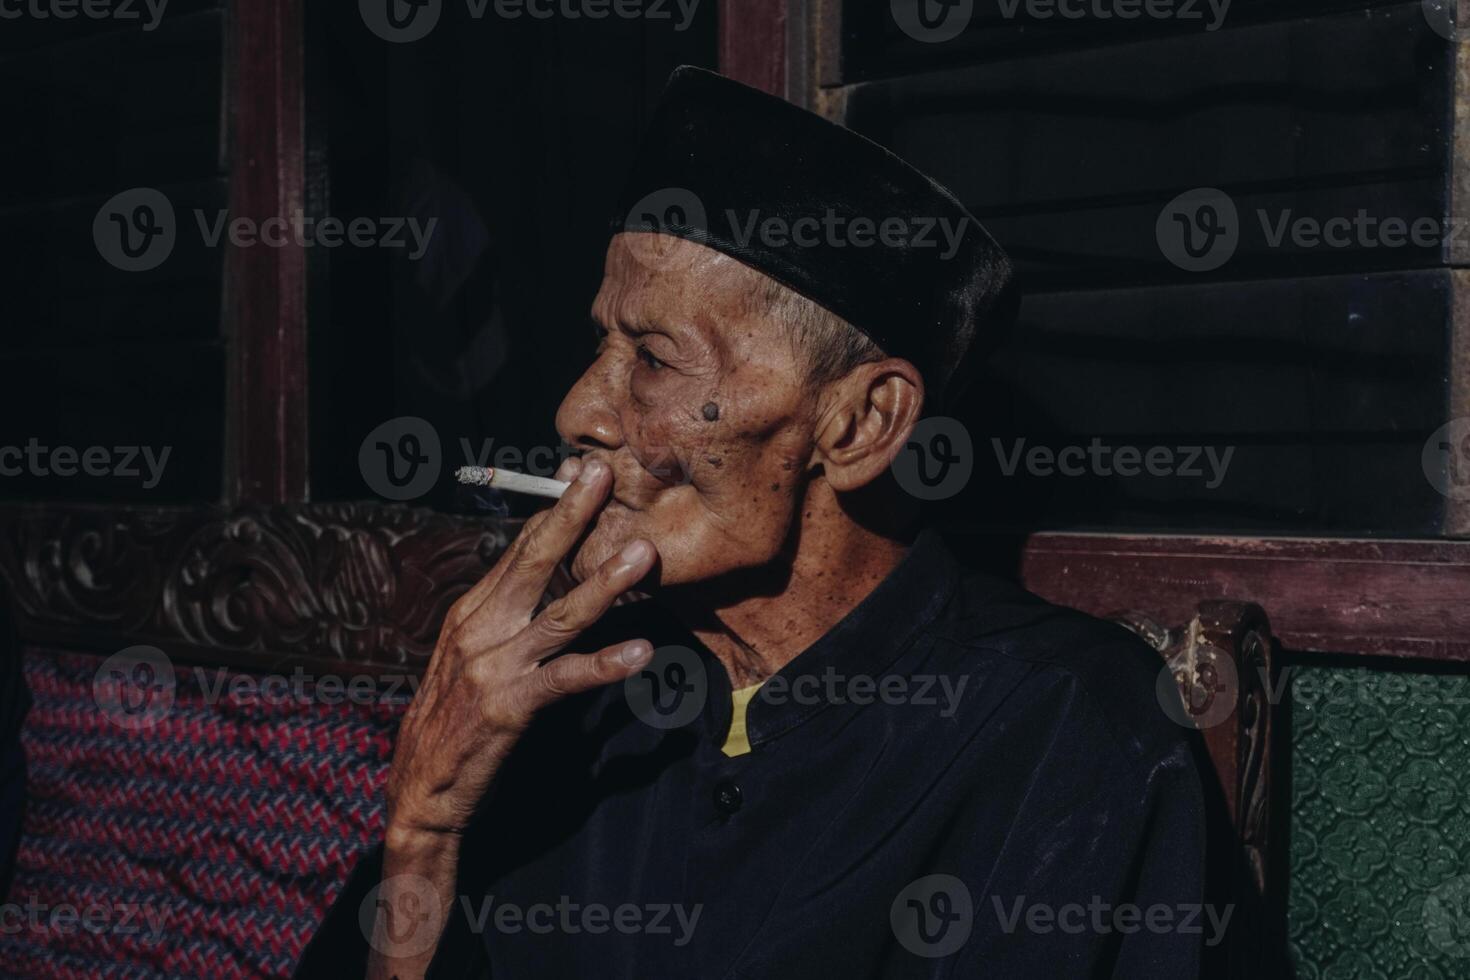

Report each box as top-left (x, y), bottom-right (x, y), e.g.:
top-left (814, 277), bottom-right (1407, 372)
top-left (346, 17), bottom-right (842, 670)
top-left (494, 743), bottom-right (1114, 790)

top-left (455, 466), bottom-right (570, 500)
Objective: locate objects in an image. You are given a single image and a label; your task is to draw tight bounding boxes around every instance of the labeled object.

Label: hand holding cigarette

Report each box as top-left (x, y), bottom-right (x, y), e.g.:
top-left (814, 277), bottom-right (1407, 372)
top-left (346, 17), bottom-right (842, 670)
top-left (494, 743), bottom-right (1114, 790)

top-left (376, 454), bottom-right (657, 974)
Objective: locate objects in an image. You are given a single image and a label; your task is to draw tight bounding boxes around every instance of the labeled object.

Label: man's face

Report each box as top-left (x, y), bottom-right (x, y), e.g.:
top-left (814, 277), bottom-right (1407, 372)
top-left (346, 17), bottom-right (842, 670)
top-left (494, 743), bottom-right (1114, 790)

top-left (555, 233), bottom-right (821, 586)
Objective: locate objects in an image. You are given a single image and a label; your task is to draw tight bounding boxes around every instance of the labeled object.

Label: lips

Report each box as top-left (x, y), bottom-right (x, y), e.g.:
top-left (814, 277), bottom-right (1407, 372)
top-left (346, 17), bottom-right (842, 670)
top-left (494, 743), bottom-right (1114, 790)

top-left (584, 451), bottom-right (680, 512)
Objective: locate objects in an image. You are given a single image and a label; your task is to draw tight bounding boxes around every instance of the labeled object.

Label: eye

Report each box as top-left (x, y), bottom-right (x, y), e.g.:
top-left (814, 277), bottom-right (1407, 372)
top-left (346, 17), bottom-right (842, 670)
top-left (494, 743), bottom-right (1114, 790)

top-left (635, 343), bottom-right (665, 370)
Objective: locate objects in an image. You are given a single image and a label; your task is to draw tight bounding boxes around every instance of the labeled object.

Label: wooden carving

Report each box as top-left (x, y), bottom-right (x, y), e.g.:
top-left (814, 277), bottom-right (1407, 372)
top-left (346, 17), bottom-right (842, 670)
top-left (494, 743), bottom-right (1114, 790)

top-left (0, 504), bottom-right (546, 673)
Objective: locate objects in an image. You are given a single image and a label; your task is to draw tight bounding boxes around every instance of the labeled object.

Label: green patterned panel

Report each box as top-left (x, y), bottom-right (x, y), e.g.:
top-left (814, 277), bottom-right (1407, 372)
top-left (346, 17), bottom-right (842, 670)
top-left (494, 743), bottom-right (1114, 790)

top-left (1289, 667), bottom-right (1470, 979)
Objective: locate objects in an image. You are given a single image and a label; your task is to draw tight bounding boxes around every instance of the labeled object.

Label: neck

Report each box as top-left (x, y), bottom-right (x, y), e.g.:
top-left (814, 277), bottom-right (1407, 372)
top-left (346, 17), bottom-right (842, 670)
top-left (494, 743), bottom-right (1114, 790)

top-left (661, 483), bottom-right (915, 688)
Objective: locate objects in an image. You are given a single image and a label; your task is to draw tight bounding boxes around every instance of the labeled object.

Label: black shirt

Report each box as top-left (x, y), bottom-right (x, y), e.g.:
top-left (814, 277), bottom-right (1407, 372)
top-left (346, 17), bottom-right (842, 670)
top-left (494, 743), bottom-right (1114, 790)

top-left (294, 529), bottom-right (1206, 978)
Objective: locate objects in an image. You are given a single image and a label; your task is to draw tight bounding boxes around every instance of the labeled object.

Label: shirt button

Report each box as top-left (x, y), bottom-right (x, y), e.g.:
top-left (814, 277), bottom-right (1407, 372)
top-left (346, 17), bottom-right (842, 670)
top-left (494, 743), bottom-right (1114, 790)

top-left (713, 781), bottom-right (743, 814)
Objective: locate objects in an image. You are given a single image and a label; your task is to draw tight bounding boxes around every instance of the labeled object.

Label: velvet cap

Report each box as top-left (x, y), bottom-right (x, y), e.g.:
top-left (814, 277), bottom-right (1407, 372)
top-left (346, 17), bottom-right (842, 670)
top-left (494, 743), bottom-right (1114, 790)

top-left (610, 66), bottom-right (1015, 406)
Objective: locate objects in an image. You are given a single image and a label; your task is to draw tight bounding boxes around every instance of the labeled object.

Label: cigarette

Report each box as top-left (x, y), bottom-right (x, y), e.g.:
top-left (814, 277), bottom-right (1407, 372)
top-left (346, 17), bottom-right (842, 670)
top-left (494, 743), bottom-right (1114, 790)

top-left (455, 466), bottom-right (570, 500)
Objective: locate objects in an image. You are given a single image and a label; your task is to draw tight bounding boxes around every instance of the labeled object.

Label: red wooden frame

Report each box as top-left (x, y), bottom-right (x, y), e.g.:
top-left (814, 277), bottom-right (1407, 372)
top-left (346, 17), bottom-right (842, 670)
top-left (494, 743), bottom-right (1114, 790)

top-left (1021, 534), bottom-right (1470, 661)
top-left (719, 0), bottom-right (788, 96)
top-left (227, 0), bottom-right (310, 506)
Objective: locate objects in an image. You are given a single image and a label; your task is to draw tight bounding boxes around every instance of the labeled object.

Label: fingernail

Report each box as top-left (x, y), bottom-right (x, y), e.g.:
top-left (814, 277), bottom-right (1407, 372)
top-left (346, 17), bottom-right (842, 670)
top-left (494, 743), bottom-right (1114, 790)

top-left (620, 641), bottom-right (653, 667)
top-left (619, 539), bottom-right (651, 565)
top-left (561, 456), bottom-right (584, 481)
top-left (579, 459), bottom-right (606, 484)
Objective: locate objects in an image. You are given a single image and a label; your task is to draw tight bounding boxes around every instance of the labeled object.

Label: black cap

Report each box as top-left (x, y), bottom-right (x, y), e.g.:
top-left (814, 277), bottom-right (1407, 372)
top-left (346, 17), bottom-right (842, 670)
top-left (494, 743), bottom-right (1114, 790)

top-left (610, 66), bottom-right (1015, 406)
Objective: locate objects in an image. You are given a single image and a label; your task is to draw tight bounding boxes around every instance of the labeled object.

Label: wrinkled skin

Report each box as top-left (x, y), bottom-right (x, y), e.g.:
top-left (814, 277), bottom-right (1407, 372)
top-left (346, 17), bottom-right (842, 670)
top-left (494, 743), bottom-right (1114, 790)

top-left (558, 235), bottom-right (820, 585)
top-left (557, 233), bottom-right (924, 682)
top-left (370, 232), bottom-right (923, 980)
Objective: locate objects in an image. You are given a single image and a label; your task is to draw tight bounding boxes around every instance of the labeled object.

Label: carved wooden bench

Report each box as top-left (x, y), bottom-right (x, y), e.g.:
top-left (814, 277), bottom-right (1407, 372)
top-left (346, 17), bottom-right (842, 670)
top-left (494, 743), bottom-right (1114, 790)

top-left (1114, 601), bottom-right (1277, 980)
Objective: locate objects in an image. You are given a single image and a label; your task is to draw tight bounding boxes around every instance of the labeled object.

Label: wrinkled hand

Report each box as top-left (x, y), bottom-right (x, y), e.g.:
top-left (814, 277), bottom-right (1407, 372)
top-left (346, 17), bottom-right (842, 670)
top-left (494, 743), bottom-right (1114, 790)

top-left (385, 455), bottom-right (657, 844)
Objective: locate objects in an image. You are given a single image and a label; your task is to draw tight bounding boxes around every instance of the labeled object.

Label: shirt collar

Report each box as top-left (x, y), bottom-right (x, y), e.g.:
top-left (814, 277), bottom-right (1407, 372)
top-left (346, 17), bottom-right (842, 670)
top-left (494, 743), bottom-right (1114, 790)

top-left (727, 527), bottom-right (960, 748)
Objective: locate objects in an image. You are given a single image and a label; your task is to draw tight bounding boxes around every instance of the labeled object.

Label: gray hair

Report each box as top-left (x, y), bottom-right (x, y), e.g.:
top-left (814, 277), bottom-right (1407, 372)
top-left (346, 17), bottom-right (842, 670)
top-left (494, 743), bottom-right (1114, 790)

top-left (754, 277), bottom-right (885, 387)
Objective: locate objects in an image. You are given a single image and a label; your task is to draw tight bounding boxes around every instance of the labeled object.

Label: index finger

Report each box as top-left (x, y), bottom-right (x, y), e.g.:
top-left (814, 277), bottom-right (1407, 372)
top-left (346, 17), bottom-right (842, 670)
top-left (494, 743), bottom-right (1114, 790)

top-left (491, 457), bottom-right (613, 611)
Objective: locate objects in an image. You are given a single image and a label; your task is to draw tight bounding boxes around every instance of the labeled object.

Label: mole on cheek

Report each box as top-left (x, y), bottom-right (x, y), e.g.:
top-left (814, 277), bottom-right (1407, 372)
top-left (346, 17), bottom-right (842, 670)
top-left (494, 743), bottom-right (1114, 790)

top-left (701, 401), bottom-right (720, 422)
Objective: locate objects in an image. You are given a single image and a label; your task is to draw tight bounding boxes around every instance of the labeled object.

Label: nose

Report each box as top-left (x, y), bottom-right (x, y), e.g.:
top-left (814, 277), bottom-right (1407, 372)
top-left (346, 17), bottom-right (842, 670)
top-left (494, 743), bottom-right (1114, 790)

top-left (555, 358), bottom-right (625, 455)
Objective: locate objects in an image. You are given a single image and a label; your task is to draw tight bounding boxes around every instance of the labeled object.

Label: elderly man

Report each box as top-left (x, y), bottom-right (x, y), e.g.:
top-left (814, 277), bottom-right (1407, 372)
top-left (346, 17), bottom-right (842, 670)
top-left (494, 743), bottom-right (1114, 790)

top-left (296, 67), bottom-right (1205, 979)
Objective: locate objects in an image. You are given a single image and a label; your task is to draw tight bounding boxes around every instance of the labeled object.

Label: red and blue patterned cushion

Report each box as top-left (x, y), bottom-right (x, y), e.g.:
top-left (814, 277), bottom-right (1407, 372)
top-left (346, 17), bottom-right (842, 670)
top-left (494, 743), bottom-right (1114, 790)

top-left (0, 647), bottom-right (408, 979)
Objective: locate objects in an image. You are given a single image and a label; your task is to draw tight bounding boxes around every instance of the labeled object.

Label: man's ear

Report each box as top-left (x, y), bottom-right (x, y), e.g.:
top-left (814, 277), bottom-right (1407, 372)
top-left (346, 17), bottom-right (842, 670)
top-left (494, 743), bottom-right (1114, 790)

top-left (811, 358), bottom-right (925, 492)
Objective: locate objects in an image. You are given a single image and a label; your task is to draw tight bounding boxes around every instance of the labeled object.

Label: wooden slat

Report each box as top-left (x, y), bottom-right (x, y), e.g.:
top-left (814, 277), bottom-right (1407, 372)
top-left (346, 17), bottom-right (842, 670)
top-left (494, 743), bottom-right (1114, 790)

top-left (226, 0), bottom-right (308, 505)
top-left (843, 2), bottom-right (1452, 289)
top-left (719, 0), bottom-right (787, 96)
top-left (836, 0), bottom-right (1404, 83)
top-left (1019, 532), bottom-right (1470, 659)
